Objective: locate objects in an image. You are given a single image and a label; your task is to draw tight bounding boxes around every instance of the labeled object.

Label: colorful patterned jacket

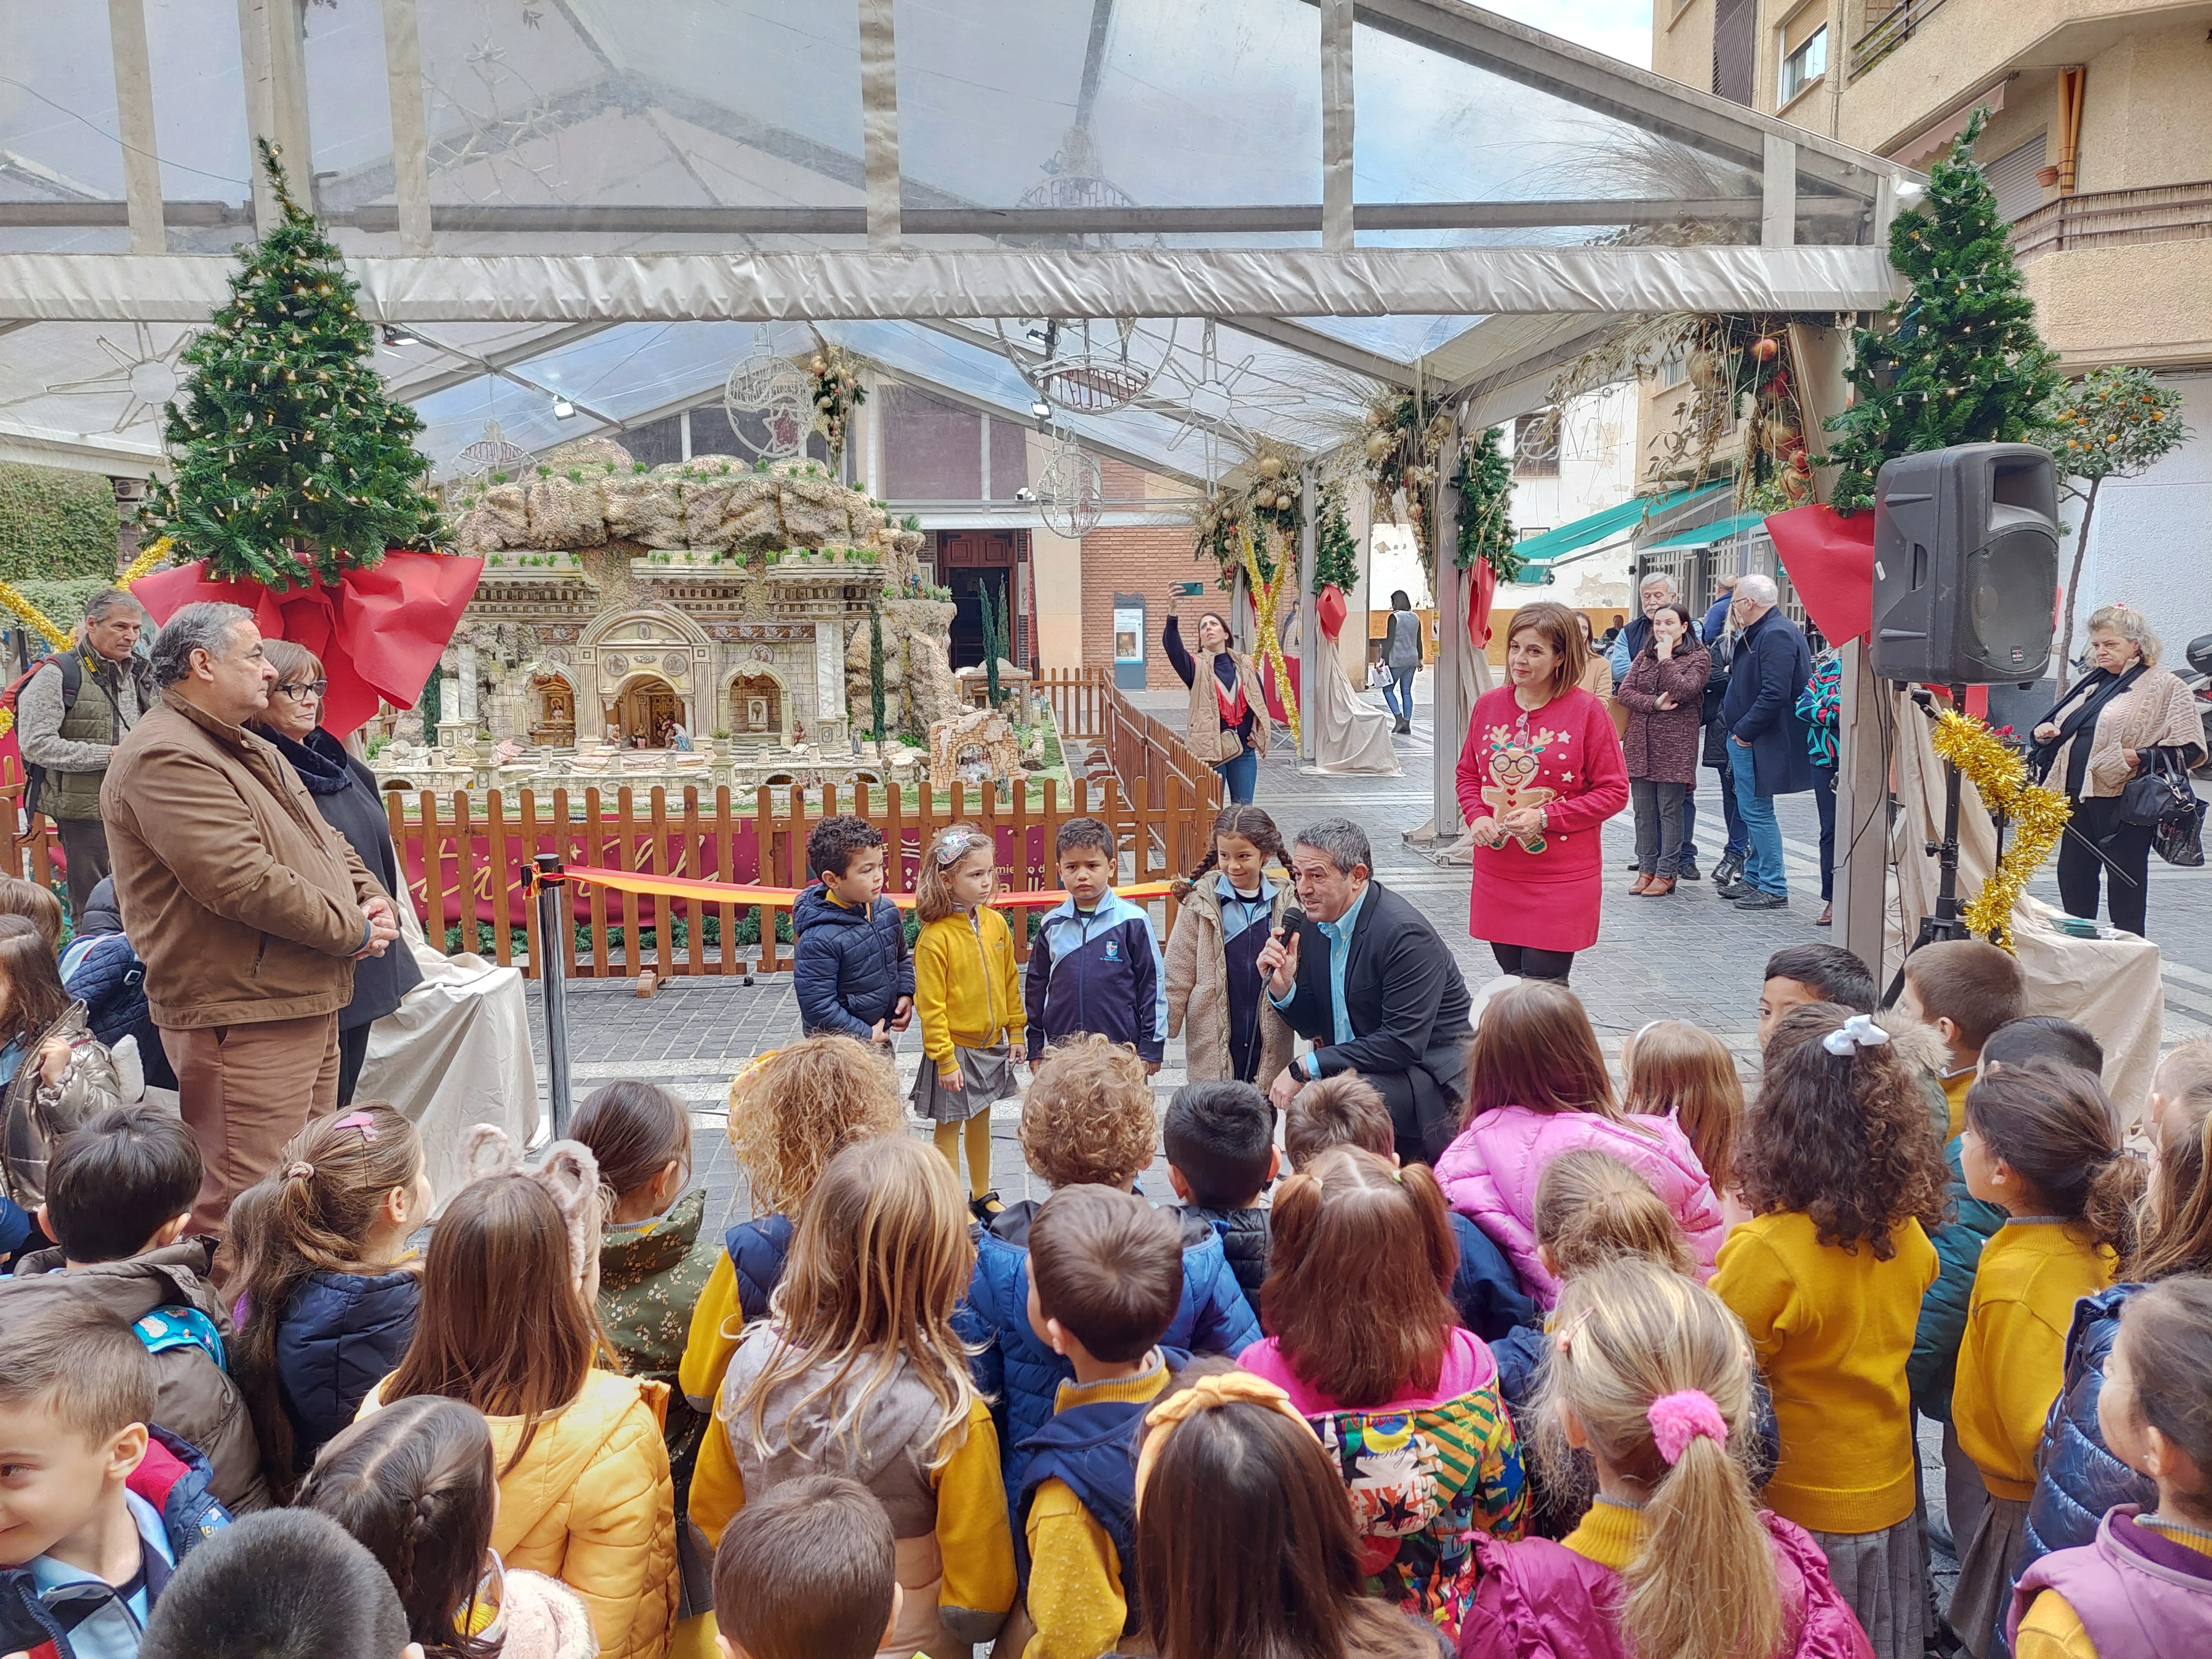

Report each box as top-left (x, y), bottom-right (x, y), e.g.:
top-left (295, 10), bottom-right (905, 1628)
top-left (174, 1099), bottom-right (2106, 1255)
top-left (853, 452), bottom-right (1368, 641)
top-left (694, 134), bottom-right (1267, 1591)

top-left (1239, 1326), bottom-right (1526, 1641)
top-left (596, 1186), bottom-right (720, 1509)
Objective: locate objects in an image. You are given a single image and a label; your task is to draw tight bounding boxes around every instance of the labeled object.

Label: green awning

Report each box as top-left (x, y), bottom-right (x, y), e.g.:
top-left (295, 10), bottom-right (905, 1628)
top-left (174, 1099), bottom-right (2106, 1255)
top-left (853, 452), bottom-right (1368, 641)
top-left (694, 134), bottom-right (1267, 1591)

top-left (1641, 510), bottom-right (1770, 551)
top-left (1511, 483), bottom-right (1730, 574)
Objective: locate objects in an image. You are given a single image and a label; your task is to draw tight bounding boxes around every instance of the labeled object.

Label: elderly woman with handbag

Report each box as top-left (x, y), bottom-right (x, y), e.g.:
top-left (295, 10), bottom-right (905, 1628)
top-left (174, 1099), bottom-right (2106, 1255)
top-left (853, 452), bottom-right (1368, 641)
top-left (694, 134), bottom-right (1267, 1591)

top-left (2031, 603), bottom-right (2205, 939)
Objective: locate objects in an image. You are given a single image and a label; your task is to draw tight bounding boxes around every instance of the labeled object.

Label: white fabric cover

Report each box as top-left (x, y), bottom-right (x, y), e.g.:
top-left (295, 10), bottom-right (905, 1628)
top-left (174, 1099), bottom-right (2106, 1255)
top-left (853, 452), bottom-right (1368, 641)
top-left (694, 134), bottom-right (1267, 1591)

top-left (1887, 692), bottom-right (2163, 1116)
top-left (1310, 656), bottom-right (1401, 776)
top-left (356, 909), bottom-right (541, 1204)
top-left (0, 245), bottom-right (1903, 324)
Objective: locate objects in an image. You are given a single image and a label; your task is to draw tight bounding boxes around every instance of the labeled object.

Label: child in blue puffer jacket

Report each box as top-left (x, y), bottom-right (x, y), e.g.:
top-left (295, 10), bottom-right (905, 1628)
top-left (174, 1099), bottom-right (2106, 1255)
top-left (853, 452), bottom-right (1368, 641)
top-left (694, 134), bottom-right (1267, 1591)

top-left (231, 1105), bottom-right (431, 1498)
top-left (955, 1034), bottom-right (1259, 1506)
top-left (791, 816), bottom-right (914, 1045)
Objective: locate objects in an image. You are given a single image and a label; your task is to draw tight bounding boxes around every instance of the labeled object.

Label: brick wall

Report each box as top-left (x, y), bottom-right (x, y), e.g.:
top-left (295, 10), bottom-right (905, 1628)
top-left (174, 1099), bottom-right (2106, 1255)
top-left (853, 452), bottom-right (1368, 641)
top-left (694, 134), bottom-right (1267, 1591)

top-left (1079, 522), bottom-right (1203, 690)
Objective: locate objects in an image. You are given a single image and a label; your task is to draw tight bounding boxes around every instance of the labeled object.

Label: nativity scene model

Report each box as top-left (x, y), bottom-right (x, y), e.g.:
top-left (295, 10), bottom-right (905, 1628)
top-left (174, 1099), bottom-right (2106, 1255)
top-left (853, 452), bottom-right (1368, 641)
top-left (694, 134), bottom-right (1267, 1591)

top-left (368, 437), bottom-right (1047, 802)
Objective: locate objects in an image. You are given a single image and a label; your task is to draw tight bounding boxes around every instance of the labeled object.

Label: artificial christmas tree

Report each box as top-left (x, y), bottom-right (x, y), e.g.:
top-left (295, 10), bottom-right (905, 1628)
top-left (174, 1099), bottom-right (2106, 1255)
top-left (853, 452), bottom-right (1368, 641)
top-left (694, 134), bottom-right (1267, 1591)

top-left (1825, 108), bottom-right (2062, 513)
top-left (128, 141), bottom-right (477, 737)
top-left (1454, 425), bottom-right (1520, 583)
top-left (140, 140), bottom-right (443, 587)
top-left (1313, 480), bottom-right (1360, 597)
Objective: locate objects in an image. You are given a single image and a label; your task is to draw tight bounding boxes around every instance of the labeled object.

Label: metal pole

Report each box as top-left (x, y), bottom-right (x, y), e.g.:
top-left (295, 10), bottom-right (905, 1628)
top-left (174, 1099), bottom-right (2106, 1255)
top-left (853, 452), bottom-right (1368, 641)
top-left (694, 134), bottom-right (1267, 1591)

top-left (531, 852), bottom-right (574, 1137)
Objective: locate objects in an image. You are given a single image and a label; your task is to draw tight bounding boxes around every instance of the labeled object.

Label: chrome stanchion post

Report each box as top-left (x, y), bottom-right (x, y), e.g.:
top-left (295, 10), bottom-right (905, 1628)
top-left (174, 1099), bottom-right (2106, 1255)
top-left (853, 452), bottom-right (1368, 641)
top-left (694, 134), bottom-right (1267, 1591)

top-left (531, 852), bottom-right (574, 1138)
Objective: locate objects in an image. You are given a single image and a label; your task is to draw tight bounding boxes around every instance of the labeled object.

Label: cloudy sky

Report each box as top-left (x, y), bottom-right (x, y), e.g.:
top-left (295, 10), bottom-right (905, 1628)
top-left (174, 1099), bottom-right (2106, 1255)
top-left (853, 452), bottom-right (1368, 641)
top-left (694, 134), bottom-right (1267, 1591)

top-left (1482, 0), bottom-right (1654, 69)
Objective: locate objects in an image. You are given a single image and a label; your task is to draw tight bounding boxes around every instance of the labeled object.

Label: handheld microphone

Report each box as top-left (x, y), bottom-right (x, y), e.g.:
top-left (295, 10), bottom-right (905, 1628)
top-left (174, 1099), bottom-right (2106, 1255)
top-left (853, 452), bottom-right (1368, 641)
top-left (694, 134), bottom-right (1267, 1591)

top-left (1277, 906), bottom-right (1307, 937)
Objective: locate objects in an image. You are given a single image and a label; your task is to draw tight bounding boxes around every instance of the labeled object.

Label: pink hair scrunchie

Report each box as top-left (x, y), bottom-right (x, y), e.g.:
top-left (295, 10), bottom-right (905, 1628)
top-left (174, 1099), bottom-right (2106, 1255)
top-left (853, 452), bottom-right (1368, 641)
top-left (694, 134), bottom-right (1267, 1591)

top-left (1647, 1389), bottom-right (1728, 1465)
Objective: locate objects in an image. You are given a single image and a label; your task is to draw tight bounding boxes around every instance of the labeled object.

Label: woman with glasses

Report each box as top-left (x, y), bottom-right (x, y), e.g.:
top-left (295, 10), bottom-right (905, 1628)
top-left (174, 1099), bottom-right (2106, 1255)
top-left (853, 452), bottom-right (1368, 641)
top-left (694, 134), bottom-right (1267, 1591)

top-left (251, 641), bottom-right (421, 1104)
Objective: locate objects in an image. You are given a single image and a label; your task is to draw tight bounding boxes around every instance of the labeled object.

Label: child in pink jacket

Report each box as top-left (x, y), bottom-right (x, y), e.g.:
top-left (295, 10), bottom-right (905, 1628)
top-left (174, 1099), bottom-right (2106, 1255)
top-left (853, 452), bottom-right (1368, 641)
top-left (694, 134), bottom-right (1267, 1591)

top-left (1433, 980), bottom-right (1724, 1308)
top-left (1460, 1257), bottom-right (1874, 1659)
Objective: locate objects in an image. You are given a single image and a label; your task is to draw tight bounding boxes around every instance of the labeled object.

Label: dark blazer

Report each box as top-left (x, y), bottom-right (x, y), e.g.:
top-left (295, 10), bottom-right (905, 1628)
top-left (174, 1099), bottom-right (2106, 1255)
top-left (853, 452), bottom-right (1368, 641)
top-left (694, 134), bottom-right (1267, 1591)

top-left (1721, 606), bottom-right (1815, 797)
top-left (1276, 879), bottom-right (1473, 1161)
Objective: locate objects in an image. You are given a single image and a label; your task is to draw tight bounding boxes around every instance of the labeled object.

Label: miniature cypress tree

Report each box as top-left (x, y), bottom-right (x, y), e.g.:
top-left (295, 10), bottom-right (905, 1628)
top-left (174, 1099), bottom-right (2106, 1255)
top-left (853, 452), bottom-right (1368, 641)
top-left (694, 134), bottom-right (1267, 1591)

top-left (141, 140), bottom-right (442, 590)
top-left (1825, 108), bottom-right (2062, 513)
top-left (868, 599), bottom-right (888, 742)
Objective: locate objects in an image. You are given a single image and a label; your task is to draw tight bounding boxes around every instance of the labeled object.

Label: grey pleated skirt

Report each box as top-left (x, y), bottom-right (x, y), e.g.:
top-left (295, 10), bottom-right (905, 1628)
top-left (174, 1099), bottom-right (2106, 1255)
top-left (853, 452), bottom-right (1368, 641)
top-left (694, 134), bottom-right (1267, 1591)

top-left (910, 1040), bottom-right (1017, 1124)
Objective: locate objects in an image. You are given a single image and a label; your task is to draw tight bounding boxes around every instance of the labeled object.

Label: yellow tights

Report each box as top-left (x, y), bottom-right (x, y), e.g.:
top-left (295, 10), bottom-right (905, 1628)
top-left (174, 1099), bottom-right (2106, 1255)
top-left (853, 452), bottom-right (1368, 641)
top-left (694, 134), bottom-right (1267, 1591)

top-left (933, 1111), bottom-right (993, 1200)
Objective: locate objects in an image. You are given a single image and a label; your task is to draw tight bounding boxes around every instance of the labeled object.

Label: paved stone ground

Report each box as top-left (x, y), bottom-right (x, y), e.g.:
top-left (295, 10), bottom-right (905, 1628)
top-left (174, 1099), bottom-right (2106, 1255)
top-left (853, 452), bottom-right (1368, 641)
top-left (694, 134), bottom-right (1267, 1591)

top-left (523, 670), bottom-right (2208, 1616)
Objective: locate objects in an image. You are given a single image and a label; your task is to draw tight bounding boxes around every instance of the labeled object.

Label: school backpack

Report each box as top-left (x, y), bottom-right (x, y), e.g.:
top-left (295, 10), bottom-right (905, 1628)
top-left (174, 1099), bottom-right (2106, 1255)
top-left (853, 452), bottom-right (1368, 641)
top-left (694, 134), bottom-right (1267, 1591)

top-left (0, 651), bottom-right (82, 818)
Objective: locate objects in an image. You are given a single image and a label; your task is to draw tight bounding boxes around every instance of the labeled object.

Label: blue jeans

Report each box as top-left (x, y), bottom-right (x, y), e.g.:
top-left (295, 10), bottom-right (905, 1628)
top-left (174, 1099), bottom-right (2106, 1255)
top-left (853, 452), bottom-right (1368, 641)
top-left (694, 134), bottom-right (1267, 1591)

top-left (1731, 744), bottom-right (1786, 899)
top-left (1382, 667), bottom-right (1416, 722)
top-left (1216, 745), bottom-right (1259, 803)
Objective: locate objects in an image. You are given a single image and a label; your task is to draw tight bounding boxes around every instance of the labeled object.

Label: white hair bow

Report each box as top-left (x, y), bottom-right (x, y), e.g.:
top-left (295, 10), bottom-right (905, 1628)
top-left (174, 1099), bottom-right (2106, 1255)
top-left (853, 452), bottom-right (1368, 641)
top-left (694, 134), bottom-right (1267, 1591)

top-left (1822, 1014), bottom-right (1890, 1056)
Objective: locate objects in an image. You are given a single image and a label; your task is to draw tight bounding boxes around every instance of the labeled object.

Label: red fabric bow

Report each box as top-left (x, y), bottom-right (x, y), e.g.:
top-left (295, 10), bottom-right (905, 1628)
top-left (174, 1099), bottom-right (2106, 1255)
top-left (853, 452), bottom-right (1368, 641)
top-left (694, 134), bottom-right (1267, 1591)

top-left (131, 553), bottom-right (484, 738)
top-left (1762, 506), bottom-right (1875, 645)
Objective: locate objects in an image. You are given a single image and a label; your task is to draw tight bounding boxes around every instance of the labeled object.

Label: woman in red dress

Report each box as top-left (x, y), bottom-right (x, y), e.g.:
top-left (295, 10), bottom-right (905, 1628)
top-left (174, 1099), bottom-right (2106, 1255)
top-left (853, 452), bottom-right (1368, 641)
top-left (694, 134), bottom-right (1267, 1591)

top-left (1455, 600), bottom-right (1629, 984)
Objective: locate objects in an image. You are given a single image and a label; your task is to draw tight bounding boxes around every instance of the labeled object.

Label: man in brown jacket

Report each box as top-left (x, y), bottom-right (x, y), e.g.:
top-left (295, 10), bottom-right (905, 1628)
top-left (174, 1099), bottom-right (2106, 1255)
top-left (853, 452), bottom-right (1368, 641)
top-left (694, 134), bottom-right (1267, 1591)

top-left (101, 602), bottom-right (400, 1230)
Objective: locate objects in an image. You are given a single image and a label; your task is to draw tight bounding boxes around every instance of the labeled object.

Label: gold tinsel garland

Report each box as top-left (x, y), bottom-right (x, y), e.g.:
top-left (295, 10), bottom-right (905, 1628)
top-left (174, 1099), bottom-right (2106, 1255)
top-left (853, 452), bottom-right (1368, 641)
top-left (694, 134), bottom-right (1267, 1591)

top-left (118, 535), bottom-right (174, 588)
top-left (1928, 707), bottom-right (2072, 949)
top-left (1238, 525), bottom-right (1301, 750)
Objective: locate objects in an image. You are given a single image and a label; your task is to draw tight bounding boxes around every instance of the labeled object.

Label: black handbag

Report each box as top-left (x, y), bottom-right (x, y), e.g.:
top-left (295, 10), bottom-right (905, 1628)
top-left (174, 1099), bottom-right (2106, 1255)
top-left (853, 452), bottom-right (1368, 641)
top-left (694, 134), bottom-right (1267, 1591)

top-left (2121, 749), bottom-right (2205, 866)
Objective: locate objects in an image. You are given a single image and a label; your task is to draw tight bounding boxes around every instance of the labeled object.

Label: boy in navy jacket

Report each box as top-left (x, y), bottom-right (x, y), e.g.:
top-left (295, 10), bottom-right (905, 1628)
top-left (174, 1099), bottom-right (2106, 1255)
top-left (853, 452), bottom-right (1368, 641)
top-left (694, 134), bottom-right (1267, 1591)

top-left (1025, 818), bottom-right (1166, 1069)
top-left (791, 816), bottom-right (914, 1044)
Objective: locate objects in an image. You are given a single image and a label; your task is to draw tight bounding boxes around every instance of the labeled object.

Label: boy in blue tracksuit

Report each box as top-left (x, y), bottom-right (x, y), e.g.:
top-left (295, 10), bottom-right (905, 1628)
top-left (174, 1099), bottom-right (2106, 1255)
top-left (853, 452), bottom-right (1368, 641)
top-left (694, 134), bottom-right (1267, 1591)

top-left (1025, 818), bottom-right (1166, 1070)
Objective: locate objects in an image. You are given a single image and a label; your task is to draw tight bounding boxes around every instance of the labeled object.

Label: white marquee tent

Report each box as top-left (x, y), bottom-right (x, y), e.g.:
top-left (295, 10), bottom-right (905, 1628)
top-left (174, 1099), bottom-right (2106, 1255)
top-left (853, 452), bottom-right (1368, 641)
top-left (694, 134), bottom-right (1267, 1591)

top-left (0, 0), bottom-right (1919, 828)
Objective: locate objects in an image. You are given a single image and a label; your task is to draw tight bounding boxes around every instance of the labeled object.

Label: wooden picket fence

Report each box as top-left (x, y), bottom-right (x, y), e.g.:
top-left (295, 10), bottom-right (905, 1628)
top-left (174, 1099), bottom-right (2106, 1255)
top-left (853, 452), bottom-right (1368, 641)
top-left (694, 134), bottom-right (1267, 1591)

top-left (8, 670), bottom-right (1227, 980)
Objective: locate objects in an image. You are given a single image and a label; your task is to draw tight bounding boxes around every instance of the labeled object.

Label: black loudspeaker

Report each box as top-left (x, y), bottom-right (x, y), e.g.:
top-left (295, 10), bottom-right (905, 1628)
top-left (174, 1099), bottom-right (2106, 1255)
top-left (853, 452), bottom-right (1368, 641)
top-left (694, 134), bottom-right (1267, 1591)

top-left (1869, 443), bottom-right (2060, 685)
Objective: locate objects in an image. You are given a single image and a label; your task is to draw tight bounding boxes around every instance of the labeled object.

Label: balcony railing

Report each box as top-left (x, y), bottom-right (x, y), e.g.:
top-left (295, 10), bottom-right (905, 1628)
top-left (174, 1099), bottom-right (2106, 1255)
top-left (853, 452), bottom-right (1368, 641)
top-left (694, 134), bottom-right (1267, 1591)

top-left (2009, 181), bottom-right (2212, 262)
top-left (1850, 0), bottom-right (1950, 79)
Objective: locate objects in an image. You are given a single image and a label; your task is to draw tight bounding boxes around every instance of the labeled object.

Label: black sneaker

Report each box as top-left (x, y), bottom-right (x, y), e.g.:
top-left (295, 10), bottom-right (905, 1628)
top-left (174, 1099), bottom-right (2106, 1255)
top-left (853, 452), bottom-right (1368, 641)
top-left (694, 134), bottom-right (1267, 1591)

top-left (1712, 852), bottom-right (1746, 885)
top-left (1715, 878), bottom-right (1751, 900)
top-left (1733, 889), bottom-right (1788, 910)
top-left (1624, 859), bottom-right (1641, 870)
top-left (1678, 859), bottom-right (1701, 883)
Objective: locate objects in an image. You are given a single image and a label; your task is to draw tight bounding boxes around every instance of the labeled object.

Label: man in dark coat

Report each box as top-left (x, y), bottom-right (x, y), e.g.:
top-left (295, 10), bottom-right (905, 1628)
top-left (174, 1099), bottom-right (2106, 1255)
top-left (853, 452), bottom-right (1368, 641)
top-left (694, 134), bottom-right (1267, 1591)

top-left (1719, 573), bottom-right (1814, 910)
top-left (1257, 818), bottom-right (1473, 1166)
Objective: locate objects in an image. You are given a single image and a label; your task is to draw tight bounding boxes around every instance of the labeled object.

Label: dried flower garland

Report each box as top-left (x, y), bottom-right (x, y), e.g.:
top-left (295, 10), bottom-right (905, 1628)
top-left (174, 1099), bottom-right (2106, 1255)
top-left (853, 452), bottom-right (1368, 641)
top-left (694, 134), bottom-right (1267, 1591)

top-left (1929, 707), bottom-right (2071, 948)
top-left (807, 342), bottom-right (867, 473)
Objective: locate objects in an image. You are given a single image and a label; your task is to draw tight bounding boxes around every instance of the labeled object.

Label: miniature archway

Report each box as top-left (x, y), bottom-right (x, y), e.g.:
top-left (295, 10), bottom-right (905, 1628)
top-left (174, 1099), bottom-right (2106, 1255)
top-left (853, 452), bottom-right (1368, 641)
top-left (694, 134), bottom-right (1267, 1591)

top-left (605, 670), bottom-right (688, 748)
top-left (719, 661), bottom-right (792, 747)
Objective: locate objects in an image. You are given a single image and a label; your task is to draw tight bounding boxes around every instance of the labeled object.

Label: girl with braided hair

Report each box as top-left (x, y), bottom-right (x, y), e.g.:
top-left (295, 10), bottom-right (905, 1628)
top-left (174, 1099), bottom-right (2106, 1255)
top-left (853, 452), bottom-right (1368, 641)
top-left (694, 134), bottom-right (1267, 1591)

top-left (299, 1395), bottom-right (595, 1659)
top-left (1162, 804), bottom-right (1294, 1090)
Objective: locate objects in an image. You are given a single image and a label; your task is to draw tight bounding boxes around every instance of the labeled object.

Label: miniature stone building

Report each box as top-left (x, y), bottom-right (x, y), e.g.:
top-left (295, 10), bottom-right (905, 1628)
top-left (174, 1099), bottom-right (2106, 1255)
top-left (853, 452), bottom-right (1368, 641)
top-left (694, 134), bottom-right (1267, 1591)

top-left (378, 441), bottom-right (963, 801)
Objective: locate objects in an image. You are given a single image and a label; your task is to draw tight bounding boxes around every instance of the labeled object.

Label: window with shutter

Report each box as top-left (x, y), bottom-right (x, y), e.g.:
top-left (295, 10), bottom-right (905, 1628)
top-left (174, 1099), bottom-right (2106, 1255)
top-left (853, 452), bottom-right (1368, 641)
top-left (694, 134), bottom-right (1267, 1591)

top-left (1980, 133), bottom-right (2049, 223)
top-left (1712, 0), bottom-right (1756, 106)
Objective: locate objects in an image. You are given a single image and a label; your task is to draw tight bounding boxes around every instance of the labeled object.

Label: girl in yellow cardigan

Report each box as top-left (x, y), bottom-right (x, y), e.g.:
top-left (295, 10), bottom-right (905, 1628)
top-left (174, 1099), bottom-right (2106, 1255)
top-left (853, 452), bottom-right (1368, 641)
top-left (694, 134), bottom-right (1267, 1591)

top-left (911, 823), bottom-right (1025, 1214)
top-left (1950, 1058), bottom-right (2147, 1659)
top-left (1712, 1004), bottom-right (1950, 1659)
top-left (690, 1135), bottom-right (1016, 1659)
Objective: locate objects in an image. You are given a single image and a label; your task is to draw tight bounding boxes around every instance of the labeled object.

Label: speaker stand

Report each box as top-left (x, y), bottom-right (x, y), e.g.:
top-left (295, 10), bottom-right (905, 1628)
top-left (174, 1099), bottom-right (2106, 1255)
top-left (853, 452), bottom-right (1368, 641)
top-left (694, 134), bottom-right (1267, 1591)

top-left (1883, 685), bottom-right (1979, 1007)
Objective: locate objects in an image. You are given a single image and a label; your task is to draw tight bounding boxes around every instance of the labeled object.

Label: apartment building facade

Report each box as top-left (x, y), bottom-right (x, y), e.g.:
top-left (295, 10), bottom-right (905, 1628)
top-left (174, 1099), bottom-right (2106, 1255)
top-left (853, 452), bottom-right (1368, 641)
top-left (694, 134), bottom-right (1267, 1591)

top-left (1646, 0), bottom-right (2212, 652)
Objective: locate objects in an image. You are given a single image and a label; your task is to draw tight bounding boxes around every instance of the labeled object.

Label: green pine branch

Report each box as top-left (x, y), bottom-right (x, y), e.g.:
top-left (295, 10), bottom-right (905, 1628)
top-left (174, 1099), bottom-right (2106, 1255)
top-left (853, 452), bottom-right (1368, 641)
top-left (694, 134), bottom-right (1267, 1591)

top-left (1824, 107), bottom-right (2061, 514)
top-left (1455, 426), bottom-right (1520, 581)
top-left (139, 138), bottom-right (445, 589)
top-left (1313, 480), bottom-right (1360, 596)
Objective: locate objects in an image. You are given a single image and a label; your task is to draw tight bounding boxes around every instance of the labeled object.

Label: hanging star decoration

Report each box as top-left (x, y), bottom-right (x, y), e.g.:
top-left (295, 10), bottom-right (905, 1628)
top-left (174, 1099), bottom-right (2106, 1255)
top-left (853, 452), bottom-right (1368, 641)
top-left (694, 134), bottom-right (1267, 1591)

top-left (1154, 321), bottom-right (1257, 487)
top-left (1928, 708), bottom-right (2070, 948)
top-left (17, 322), bottom-right (191, 433)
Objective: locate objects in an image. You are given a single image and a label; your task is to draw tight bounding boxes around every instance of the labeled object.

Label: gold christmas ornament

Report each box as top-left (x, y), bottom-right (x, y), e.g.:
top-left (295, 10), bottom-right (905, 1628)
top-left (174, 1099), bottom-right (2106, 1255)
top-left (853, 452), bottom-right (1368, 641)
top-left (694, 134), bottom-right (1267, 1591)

top-left (1928, 708), bottom-right (2071, 949)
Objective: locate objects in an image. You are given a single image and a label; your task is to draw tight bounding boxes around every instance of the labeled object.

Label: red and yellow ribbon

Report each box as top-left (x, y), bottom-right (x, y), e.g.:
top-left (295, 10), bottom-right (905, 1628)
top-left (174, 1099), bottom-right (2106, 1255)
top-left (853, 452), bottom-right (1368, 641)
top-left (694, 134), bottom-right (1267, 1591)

top-left (553, 863), bottom-right (1175, 912)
